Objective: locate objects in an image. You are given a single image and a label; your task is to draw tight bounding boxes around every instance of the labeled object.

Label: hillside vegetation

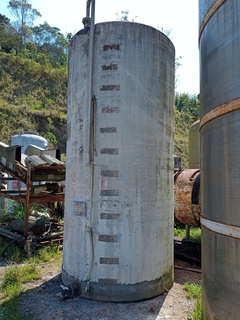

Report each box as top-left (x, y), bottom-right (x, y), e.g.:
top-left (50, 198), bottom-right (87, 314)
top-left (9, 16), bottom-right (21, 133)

top-left (0, 2), bottom-right (68, 151)
top-left (174, 93), bottom-right (200, 167)
top-left (0, 50), bottom-right (199, 166)
top-left (0, 2), bottom-right (199, 164)
top-left (0, 52), bottom-right (67, 151)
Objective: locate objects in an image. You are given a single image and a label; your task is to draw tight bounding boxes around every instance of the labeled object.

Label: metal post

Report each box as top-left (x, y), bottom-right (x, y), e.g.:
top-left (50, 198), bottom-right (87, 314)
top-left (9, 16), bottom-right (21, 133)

top-left (24, 161), bottom-right (31, 236)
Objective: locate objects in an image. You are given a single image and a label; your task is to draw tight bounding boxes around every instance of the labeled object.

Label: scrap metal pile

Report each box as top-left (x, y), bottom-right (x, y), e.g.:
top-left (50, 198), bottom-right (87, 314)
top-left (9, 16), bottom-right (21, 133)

top-left (0, 140), bottom-right (65, 245)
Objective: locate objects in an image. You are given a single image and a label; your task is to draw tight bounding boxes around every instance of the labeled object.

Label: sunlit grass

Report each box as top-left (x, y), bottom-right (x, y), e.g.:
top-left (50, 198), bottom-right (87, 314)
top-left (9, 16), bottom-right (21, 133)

top-left (0, 242), bottom-right (62, 319)
top-left (29, 243), bottom-right (62, 264)
top-left (184, 282), bottom-right (202, 320)
top-left (1, 263), bottom-right (41, 301)
top-left (1, 282), bottom-right (23, 300)
top-left (174, 225), bottom-right (201, 243)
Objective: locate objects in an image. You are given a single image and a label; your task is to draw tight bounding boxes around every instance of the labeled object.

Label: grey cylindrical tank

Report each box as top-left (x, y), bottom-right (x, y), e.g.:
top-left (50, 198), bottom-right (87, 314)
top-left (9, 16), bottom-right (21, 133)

top-left (199, 1), bottom-right (240, 318)
top-left (188, 120), bottom-right (200, 169)
top-left (62, 21), bottom-right (175, 301)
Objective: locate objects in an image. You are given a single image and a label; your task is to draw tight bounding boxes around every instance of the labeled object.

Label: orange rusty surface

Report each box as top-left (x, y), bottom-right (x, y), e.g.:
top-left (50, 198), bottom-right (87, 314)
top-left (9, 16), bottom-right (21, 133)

top-left (200, 98), bottom-right (240, 129)
top-left (174, 169), bottom-right (200, 227)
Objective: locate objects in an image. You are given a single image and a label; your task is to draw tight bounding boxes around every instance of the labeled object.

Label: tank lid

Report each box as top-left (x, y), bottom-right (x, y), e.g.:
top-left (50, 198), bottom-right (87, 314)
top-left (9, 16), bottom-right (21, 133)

top-left (19, 131), bottom-right (39, 136)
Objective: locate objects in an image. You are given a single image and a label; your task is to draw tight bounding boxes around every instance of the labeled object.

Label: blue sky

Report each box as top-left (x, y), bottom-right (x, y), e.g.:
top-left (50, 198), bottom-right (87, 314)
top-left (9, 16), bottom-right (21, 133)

top-left (1, 0), bottom-right (199, 94)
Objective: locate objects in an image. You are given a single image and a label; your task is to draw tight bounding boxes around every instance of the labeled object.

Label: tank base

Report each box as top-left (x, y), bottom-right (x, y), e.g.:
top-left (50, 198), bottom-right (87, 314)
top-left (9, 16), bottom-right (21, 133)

top-left (61, 267), bottom-right (173, 302)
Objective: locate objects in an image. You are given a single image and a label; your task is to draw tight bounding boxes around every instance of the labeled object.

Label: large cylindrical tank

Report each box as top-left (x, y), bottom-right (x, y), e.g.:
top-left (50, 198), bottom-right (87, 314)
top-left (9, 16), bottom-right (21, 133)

top-left (199, 1), bottom-right (240, 318)
top-left (188, 120), bottom-right (200, 169)
top-left (62, 21), bottom-right (175, 301)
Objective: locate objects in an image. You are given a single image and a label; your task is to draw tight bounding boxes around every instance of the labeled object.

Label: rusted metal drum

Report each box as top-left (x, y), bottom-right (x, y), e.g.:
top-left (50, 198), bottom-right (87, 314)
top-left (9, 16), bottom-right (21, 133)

top-left (174, 169), bottom-right (200, 227)
top-left (199, 1), bottom-right (240, 318)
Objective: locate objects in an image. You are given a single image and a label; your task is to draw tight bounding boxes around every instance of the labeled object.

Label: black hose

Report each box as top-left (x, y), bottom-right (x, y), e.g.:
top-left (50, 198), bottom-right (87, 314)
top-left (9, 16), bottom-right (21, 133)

top-left (1, 233), bottom-right (40, 260)
top-left (1, 234), bottom-right (27, 260)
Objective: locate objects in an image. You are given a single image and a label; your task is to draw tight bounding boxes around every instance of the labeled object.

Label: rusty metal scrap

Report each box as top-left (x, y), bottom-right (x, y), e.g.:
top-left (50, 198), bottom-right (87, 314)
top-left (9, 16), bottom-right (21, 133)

top-left (0, 141), bottom-right (65, 237)
top-left (174, 169), bottom-right (201, 227)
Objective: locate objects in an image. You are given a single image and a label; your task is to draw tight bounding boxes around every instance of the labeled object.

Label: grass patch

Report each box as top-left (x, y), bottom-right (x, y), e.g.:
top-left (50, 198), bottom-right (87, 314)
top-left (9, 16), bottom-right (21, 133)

top-left (0, 264), bottom-right (36, 320)
top-left (0, 235), bottom-right (62, 265)
top-left (184, 283), bottom-right (202, 320)
top-left (0, 236), bottom-right (25, 264)
top-left (29, 243), bottom-right (62, 264)
top-left (1, 282), bottom-right (23, 300)
top-left (0, 298), bottom-right (27, 320)
top-left (174, 226), bottom-right (201, 243)
top-left (0, 243), bottom-right (62, 319)
top-left (1, 263), bottom-right (41, 301)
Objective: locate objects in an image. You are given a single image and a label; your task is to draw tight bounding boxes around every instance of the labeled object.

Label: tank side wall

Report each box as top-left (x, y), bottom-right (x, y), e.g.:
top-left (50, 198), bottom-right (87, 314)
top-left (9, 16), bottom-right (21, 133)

top-left (199, 1), bottom-right (240, 318)
top-left (200, 0), bottom-right (240, 117)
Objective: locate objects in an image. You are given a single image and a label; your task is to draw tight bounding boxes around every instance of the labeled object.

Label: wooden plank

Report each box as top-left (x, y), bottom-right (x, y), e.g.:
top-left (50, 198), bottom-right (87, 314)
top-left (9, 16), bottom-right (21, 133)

top-left (31, 174), bottom-right (65, 182)
top-left (0, 192), bottom-right (64, 203)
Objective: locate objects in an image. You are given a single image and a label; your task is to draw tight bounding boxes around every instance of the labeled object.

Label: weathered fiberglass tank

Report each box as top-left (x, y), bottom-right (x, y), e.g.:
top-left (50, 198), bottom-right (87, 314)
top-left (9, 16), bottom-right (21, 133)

top-left (62, 11), bottom-right (175, 301)
top-left (199, 0), bottom-right (240, 318)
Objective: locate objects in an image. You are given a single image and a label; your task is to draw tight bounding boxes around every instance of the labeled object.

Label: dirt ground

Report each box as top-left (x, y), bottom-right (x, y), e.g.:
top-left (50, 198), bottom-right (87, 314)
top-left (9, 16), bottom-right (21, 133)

top-left (0, 258), bottom-right (201, 320)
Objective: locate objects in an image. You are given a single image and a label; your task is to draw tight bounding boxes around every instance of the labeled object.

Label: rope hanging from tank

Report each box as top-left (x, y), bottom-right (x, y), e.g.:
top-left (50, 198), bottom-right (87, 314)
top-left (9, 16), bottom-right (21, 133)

top-left (85, 96), bottom-right (96, 294)
top-left (83, 0), bottom-right (96, 293)
top-left (199, 97), bottom-right (240, 129)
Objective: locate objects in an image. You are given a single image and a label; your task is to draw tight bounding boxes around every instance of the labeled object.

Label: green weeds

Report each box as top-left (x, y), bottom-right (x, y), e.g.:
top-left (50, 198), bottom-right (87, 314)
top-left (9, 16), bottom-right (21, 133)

top-left (174, 226), bottom-right (201, 243)
top-left (184, 282), bottom-right (202, 320)
top-left (1, 263), bottom-right (41, 301)
top-left (0, 241), bottom-right (62, 320)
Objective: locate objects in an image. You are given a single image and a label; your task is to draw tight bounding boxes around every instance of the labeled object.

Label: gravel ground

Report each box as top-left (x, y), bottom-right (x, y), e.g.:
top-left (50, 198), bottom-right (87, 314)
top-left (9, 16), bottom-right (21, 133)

top-left (13, 259), bottom-right (201, 320)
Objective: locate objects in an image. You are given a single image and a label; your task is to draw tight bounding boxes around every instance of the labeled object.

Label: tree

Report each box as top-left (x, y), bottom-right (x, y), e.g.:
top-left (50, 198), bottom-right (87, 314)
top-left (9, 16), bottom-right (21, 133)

top-left (175, 56), bottom-right (182, 89)
top-left (158, 26), bottom-right (182, 89)
top-left (8, 0), bottom-right (41, 50)
top-left (31, 22), bottom-right (68, 67)
top-left (0, 14), bottom-right (20, 53)
top-left (175, 93), bottom-right (199, 118)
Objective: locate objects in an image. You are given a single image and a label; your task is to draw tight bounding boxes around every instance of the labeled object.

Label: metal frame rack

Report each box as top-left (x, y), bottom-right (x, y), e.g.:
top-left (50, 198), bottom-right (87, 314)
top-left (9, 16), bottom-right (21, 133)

top-left (0, 142), bottom-right (65, 239)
